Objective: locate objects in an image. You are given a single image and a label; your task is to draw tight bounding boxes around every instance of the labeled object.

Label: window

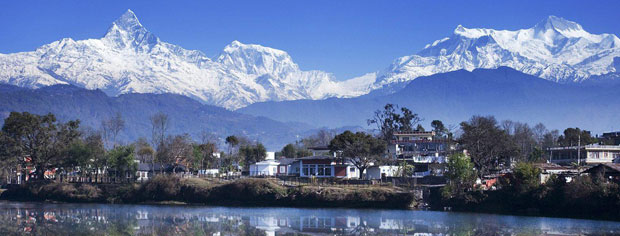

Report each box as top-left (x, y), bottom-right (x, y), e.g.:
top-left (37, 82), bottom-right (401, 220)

top-left (303, 165), bottom-right (309, 176)
top-left (350, 167), bottom-right (355, 173)
top-left (318, 165), bottom-right (325, 176)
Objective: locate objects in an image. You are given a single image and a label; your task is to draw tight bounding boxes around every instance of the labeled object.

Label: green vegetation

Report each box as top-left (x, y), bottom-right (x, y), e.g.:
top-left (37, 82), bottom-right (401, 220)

top-left (329, 131), bottom-right (386, 178)
top-left (434, 172), bottom-right (620, 221)
top-left (441, 153), bottom-right (477, 201)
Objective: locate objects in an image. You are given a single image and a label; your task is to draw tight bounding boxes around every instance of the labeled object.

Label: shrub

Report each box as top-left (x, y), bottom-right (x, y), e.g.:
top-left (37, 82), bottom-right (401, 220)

top-left (139, 175), bottom-right (181, 201)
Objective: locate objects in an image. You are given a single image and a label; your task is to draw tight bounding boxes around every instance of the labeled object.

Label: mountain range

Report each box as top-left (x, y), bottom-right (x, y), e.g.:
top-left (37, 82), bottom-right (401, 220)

top-left (239, 67), bottom-right (620, 134)
top-left (0, 10), bottom-right (618, 147)
top-left (0, 10), bottom-right (619, 110)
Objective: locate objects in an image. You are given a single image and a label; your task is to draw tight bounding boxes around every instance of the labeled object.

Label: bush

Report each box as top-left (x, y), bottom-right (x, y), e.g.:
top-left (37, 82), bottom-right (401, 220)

top-left (138, 175), bottom-right (181, 201)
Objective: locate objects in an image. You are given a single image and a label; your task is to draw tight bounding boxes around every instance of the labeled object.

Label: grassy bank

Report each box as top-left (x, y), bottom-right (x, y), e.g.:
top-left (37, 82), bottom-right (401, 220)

top-left (0, 176), bottom-right (416, 209)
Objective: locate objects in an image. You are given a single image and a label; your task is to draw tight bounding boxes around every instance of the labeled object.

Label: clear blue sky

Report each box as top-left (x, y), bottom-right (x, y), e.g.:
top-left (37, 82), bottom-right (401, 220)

top-left (1, 0), bottom-right (619, 80)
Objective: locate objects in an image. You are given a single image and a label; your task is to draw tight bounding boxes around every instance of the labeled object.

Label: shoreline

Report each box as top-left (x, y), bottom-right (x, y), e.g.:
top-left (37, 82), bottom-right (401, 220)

top-left (1, 177), bottom-right (618, 222)
top-left (0, 177), bottom-right (418, 210)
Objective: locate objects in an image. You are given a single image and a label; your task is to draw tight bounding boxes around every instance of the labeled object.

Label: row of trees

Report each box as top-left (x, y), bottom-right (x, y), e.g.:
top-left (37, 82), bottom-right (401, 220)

top-left (0, 112), bottom-right (136, 182)
top-left (0, 111), bottom-right (271, 183)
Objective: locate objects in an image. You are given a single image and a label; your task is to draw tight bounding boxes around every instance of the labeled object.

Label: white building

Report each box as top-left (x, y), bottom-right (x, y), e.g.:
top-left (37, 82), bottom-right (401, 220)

top-left (249, 159), bottom-right (280, 176)
top-left (297, 156), bottom-right (360, 179)
top-left (366, 166), bottom-right (400, 180)
top-left (549, 144), bottom-right (620, 165)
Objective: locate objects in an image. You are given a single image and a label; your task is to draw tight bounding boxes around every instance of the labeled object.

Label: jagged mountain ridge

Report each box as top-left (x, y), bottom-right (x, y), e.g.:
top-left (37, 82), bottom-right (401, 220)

top-left (0, 10), bottom-right (370, 109)
top-left (0, 11), bottom-right (618, 109)
top-left (371, 16), bottom-right (620, 89)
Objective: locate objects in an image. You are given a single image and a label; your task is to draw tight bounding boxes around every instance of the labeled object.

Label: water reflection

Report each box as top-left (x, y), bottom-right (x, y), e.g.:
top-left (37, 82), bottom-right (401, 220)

top-left (0, 202), bottom-right (618, 235)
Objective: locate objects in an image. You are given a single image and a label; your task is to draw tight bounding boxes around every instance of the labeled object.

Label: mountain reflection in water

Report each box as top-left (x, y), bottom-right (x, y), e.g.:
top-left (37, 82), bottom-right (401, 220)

top-left (0, 202), bottom-right (618, 235)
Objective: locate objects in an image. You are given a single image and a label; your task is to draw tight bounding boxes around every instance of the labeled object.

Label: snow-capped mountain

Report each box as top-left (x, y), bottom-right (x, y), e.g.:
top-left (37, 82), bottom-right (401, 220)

top-left (0, 11), bottom-right (618, 109)
top-left (372, 16), bottom-right (620, 88)
top-left (0, 10), bottom-right (369, 109)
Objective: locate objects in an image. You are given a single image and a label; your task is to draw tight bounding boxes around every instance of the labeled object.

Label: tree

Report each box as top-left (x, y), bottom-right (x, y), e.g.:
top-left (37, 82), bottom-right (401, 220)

top-left (415, 124), bottom-right (425, 132)
top-left (0, 112), bottom-right (80, 180)
top-left (101, 112), bottom-right (125, 148)
top-left (65, 140), bottom-right (93, 181)
top-left (194, 142), bottom-right (217, 171)
top-left (150, 112), bottom-right (169, 151)
top-left (134, 138), bottom-right (154, 163)
top-left (431, 120), bottom-right (448, 138)
top-left (512, 162), bottom-right (541, 193)
top-left (279, 143), bottom-right (312, 158)
top-left (396, 160), bottom-right (415, 177)
top-left (532, 123), bottom-right (547, 146)
top-left (157, 134), bottom-right (194, 173)
top-left (301, 129), bottom-right (334, 147)
top-left (150, 112), bottom-right (169, 174)
top-left (509, 121), bottom-right (537, 163)
top-left (84, 133), bottom-right (106, 183)
top-left (442, 153), bottom-right (477, 200)
top-left (329, 131), bottom-right (386, 179)
top-left (367, 104), bottom-right (422, 142)
top-left (558, 128), bottom-right (595, 146)
top-left (106, 145), bottom-right (137, 182)
top-left (281, 144), bottom-right (297, 158)
top-left (458, 116), bottom-right (518, 177)
top-left (239, 142), bottom-right (267, 169)
top-left (225, 136), bottom-right (239, 155)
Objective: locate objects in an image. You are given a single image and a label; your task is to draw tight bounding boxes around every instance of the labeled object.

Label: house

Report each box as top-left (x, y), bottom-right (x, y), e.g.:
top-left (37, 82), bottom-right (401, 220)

top-left (197, 169), bottom-right (219, 177)
top-left (602, 131), bottom-right (620, 145)
top-left (584, 163), bottom-right (620, 182)
top-left (366, 165), bottom-right (399, 180)
top-left (387, 131), bottom-right (449, 177)
top-left (298, 156), bottom-right (360, 178)
top-left (548, 144), bottom-right (620, 165)
top-left (249, 159), bottom-right (280, 176)
top-left (276, 158), bottom-right (299, 176)
top-left (532, 163), bottom-right (580, 183)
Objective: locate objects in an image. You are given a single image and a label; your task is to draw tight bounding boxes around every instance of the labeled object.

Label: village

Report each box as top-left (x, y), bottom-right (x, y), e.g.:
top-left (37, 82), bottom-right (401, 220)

top-left (1, 105), bottom-right (619, 199)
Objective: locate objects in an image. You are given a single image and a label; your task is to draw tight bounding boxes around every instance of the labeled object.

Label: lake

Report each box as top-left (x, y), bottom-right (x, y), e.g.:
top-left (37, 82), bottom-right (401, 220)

top-left (0, 201), bottom-right (619, 235)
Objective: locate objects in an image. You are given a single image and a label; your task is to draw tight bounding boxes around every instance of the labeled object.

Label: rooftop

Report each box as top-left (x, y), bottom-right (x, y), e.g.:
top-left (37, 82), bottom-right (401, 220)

top-left (548, 144), bottom-right (620, 151)
top-left (394, 131), bottom-right (435, 136)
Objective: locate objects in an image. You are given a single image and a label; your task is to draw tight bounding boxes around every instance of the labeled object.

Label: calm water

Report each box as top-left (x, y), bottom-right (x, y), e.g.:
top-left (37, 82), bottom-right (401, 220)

top-left (0, 202), bottom-right (619, 235)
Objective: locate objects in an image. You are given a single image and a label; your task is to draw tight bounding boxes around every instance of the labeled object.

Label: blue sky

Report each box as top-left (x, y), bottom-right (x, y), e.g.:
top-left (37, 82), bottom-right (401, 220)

top-left (1, 0), bottom-right (619, 80)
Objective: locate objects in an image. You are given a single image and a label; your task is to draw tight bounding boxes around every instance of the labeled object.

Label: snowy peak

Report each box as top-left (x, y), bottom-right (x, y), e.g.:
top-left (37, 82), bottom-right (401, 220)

top-left (103, 9), bottom-right (159, 50)
top-left (112, 9), bottom-right (143, 31)
top-left (375, 15), bottom-right (620, 86)
top-left (217, 40), bottom-right (298, 75)
top-left (1, 12), bottom-right (618, 110)
top-left (0, 10), bottom-right (366, 109)
top-left (534, 15), bottom-right (584, 34)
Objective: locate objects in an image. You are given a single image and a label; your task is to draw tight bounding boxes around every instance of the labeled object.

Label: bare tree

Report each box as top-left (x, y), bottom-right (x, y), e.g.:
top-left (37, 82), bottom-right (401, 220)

top-left (157, 134), bottom-right (193, 173)
top-left (100, 112), bottom-right (125, 148)
top-left (150, 112), bottom-right (169, 151)
top-left (150, 112), bottom-right (169, 173)
top-left (109, 112), bottom-right (125, 147)
top-left (532, 123), bottom-right (548, 146)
